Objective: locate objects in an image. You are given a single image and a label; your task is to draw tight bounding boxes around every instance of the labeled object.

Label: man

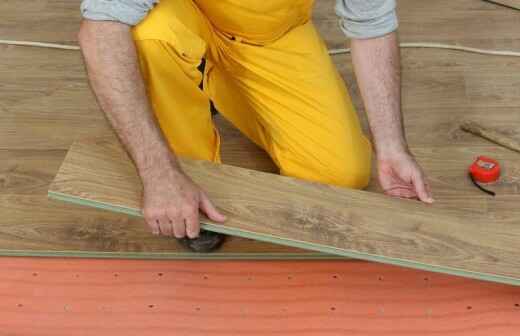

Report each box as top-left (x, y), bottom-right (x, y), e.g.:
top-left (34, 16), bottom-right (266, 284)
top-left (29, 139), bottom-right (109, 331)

top-left (78, 0), bottom-right (433, 252)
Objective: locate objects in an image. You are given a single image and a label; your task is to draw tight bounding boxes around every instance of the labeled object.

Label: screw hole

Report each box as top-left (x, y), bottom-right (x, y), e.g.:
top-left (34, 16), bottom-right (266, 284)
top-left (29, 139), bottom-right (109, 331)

top-left (158, 273), bottom-right (163, 277)
top-left (114, 273), bottom-right (119, 277)
top-left (203, 275), bottom-right (208, 280)
top-left (378, 276), bottom-right (383, 281)
top-left (148, 304), bottom-right (155, 308)
top-left (32, 273), bottom-right (38, 277)
top-left (332, 275), bottom-right (338, 279)
top-left (424, 277), bottom-right (429, 281)
top-left (17, 303), bottom-right (23, 308)
top-left (195, 307), bottom-right (201, 311)
top-left (330, 307), bottom-right (336, 311)
top-left (466, 306), bottom-right (472, 310)
top-left (515, 303), bottom-right (519, 307)
top-left (287, 275), bottom-right (293, 280)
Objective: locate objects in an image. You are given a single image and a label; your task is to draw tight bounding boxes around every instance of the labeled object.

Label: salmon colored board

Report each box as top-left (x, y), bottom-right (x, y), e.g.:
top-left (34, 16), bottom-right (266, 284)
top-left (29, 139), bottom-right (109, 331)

top-left (1, 257), bottom-right (520, 335)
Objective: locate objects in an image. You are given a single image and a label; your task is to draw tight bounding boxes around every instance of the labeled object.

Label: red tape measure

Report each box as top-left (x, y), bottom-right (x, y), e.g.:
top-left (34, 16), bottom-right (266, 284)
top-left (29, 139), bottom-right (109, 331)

top-left (468, 156), bottom-right (500, 196)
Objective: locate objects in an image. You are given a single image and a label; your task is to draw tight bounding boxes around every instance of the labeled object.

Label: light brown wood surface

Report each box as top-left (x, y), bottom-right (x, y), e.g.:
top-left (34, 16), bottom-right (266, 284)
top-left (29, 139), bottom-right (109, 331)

top-left (2, 0), bottom-right (520, 259)
top-left (461, 120), bottom-right (520, 153)
top-left (49, 137), bottom-right (520, 285)
top-left (483, 0), bottom-right (520, 10)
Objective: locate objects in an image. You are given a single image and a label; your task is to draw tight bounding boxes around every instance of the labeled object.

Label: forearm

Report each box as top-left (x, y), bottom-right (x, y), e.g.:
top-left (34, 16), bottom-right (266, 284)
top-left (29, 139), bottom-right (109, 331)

top-left (351, 31), bottom-right (407, 155)
top-left (78, 20), bottom-right (180, 180)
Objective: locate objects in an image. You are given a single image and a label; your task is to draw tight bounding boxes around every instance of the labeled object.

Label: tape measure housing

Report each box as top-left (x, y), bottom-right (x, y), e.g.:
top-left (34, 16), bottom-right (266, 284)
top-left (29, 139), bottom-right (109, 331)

top-left (469, 156), bottom-right (500, 184)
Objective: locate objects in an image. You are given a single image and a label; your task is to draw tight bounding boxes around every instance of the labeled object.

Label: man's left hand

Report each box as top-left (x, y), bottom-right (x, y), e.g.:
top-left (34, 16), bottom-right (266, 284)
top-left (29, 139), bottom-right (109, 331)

top-left (377, 150), bottom-right (434, 204)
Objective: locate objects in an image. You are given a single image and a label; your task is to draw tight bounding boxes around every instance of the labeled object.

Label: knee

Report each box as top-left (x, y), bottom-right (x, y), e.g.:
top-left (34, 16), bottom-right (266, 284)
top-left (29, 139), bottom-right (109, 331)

top-left (314, 155), bottom-right (372, 190)
top-left (279, 147), bottom-right (372, 190)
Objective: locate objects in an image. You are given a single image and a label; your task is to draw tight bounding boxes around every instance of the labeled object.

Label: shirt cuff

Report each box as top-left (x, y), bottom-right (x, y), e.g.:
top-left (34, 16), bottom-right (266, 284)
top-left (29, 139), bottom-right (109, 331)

top-left (335, 0), bottom-right (399, 39)
top-left (80, 0), bottom-right (158, 26)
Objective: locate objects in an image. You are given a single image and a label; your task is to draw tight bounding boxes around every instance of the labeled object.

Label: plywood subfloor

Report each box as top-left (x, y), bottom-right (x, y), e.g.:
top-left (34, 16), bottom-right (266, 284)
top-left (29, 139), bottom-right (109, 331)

top-left (2, 257), bottom-right (520, 336)
top-left (48, 137), bottom-right (520, 285)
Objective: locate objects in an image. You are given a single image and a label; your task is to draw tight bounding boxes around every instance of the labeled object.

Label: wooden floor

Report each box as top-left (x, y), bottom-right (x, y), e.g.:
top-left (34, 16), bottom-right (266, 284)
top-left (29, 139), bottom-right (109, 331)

top-left (2, 3), bottom-right (520, 259)
top-left (1, 0), bottom-right (519, 257)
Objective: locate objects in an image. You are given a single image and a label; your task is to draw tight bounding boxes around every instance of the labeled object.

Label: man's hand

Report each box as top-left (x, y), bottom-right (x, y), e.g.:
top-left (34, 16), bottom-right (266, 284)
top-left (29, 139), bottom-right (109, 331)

top-left (142, 164), bottom-right (227, 238)
top-left (78, 20), bottom-right (227, 237)
top-left (377, 150), bottom-right (433, 203)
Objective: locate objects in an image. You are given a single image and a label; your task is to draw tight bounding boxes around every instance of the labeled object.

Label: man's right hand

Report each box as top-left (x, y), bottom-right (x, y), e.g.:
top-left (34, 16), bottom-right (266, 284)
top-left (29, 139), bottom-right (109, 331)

top-left (78, 20), bottom-right (226, 238)
top-left (141, 164), bottom-right (227, 239)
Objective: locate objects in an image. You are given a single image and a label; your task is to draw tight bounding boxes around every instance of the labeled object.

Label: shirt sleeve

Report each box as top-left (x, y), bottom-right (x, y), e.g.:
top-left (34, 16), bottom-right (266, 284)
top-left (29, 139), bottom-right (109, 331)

top-left (80, 0), bottom-right (158, 26)
top-left (335, 0), bottom-right (398, 39)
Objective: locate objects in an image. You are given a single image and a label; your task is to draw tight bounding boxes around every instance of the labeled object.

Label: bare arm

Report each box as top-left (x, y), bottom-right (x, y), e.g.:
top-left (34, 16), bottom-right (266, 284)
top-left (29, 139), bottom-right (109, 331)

top-left (78, 20), bottom-right (225, 237)
top-left (78, 20), bottom-right (173, 176)
top-left (351, 32), bottom-right (405, 154)
top-left (351, 32), bottom-right (433, 203)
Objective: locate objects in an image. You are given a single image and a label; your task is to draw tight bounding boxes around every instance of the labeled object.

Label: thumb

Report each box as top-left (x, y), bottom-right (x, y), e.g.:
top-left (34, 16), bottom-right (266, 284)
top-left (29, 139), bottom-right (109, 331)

top-left (200, 193), bottom-right (227, 222)
top-left (412, 172), bottom-right (434, 204)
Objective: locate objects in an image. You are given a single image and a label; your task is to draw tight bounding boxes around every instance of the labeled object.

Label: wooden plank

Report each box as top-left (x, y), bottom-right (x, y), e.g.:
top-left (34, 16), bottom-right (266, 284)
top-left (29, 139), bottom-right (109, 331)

top-left (2, 0), bottom-right (520, 269)
top-left (49, 137), bottom-right (520, 285)
top-left (2, 257), bottom-right (520, 335)
top-left (0, 150), bottom-right (66, 194)
top-left (482, 0), bottom-right (520, 10)
top-left (0, 194), bottom-right (335, 259)
top-left (461, 120), bottom-right (520, 153)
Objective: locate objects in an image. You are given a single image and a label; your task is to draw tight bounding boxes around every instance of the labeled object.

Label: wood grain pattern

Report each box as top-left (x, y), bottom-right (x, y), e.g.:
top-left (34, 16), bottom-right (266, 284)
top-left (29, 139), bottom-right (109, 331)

top-left (0, 195), bottom-right (333, 259)
top-left (49, 137), bottom-right (520, 285)
top-left (461, 120), bottom-right (520, 153)
top-left (2, 0), bottom-right (520, 262)
top-left (2, 257), bottom-right (520, 335)
top-left (482, 0), bottom-right (520, 10)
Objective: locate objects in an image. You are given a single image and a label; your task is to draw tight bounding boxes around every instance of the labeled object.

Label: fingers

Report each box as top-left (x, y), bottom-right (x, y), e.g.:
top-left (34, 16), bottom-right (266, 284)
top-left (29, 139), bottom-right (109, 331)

top-left (384, 186), bottom-right (417, 199)
top-left (412, 172), bottom-right (434, 204)
top-left (167, 202), bottom-right (202, 239)
top-left (146, 217), bottom-right (160, 236)
top-left (158, 214), bottom-right (174, 236)
top-left (200, 193), bottom-right (227, 222)
top-left (143, 209), bottom-right (168, 236)
top-left (184, 209), bottom-right (200, 239)
top-left (143, 188), bottom-right (225, 239)
top-left (166, 208), bottom-right (185, 238)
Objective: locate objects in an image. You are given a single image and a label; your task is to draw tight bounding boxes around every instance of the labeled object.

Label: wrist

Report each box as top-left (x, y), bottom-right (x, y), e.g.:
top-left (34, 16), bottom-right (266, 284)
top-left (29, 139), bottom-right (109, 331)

top-left (374, 140), bottom-right (410, 159)
top-left (137, 150), bottom-right (183, 184)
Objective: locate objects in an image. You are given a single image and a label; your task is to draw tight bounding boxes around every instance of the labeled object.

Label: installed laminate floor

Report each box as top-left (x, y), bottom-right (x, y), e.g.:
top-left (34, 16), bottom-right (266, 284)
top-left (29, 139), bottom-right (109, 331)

top-left (2, 0), bottom-right (520, 259)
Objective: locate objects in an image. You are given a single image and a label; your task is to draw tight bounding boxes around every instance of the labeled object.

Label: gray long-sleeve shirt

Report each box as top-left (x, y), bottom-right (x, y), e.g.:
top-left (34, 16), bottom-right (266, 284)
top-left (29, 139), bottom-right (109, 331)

top-left (80, 0), bottom-right (398, 39)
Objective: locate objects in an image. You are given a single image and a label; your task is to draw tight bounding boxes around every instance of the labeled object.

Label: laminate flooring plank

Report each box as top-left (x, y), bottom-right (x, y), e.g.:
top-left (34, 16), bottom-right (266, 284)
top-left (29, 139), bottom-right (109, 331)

top-left (482, 0), bottom-right (520, 11)
top-left (0, 0), bottom-right (80, 43)
top-left (49, 138), bottom-right (520, 285)
top-left (0, 195), bottom-right (333, 259)
top-left (0, 150), bottom-right (66, 195)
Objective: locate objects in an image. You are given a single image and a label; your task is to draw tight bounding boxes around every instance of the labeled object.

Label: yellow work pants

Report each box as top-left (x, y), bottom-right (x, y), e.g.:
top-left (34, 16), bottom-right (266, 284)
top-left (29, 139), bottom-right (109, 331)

top-left (133, 0), bottom-right (372, 189)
